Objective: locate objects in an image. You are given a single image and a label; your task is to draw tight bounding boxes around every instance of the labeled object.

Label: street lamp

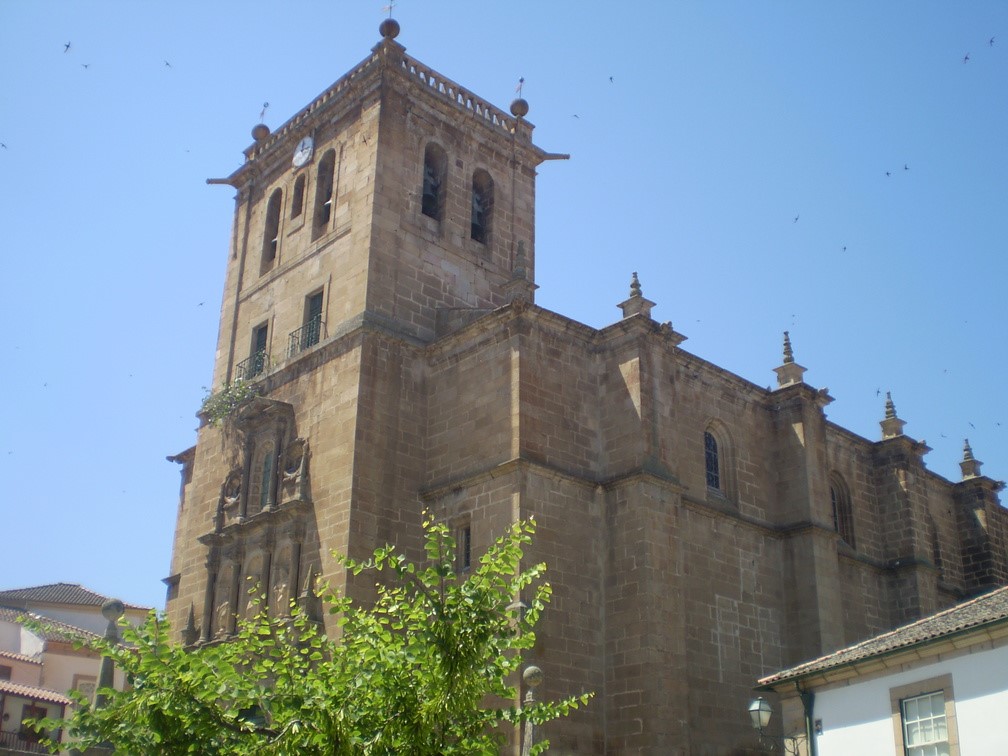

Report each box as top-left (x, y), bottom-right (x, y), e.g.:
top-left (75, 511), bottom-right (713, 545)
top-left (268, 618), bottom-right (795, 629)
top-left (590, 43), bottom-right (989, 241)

top-left (748, 696), bottom-right (811, 755)
top-left (521, 665), bottom-right (543, 756)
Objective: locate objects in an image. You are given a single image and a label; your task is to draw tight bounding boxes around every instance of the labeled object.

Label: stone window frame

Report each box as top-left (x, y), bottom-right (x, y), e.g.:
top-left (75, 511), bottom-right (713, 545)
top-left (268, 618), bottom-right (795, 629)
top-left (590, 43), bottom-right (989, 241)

top-left (829, 472), bottom-right (856, 548)
top-left (703, 421), bottom-right (736, 502)
top-left (890, 673), bottom-right (960, 756)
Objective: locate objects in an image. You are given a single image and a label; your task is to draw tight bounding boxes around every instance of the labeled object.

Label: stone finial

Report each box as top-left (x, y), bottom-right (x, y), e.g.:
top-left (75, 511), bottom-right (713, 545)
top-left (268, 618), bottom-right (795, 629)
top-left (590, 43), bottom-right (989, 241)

top-left (617, 271), bottom-right (656, 319)
top-left (782, 331), bottom-right (794, 364)
top-left (182, 603), bottom-right (200, 646)
top-left (960, 438), bottom-right (983, 479)
top-left (251, 123), bottom-right (270, 143)
top-left (504, 240), bottom-right (538, 304)
top-left (298, 565), bottom-right (323, 623)
top-left (511, 79), bottom-right (529, 118)
top-left (773, 331), bottom-right (807, 388)
top-left (379, 17), bottom-right (400, 39)
top-left (880, 391), bottom-right (907, 439)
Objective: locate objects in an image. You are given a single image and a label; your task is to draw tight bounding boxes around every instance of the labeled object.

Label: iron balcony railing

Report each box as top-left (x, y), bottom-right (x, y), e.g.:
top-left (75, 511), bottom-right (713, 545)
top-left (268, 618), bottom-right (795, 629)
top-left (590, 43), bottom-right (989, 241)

top-left (235, 349), bottom-right (269, 381)
top-left (0, 729), bottom-right (50, 754)
top-left (288, 315), bottom-right (323, 358)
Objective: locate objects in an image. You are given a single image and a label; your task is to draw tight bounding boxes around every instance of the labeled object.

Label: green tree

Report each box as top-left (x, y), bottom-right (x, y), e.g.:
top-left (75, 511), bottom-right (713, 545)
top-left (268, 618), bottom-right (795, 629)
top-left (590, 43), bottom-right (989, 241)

top-left (36, 517), bottom-right (589, 755)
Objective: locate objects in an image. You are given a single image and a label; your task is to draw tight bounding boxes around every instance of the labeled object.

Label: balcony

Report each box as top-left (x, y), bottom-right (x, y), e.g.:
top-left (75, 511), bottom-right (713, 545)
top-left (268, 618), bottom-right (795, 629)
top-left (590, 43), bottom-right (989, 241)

top-left (288, 315), bottom-right (323, 359)
top-left (234, 349), bottom-right (269, 381)
top-left (0, 729), bottom-right (50, 754)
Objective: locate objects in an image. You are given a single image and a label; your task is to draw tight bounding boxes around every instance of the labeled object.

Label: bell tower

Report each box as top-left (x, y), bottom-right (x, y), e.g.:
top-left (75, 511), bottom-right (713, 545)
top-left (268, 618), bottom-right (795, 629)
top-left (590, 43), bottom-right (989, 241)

top-left (165, 19), bottom-right (556, 646)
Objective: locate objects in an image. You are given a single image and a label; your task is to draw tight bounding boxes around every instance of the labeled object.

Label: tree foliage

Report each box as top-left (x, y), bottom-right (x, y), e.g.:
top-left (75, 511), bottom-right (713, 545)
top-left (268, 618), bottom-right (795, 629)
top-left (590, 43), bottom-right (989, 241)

top-left (37, 517), bottom-right (589, 755)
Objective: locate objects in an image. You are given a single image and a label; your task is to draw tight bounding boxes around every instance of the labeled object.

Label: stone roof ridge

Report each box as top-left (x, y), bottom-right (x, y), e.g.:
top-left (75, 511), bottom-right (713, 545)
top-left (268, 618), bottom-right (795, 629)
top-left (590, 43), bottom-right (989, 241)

top-left (0, 582), bottom-right (148, 611)
top-left (759, 585), bottom-right (1008, 686)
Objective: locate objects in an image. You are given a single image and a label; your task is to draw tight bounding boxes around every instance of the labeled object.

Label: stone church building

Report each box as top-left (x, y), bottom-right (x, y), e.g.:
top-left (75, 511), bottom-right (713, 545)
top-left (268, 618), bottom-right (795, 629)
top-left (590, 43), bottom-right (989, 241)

top-left (164, 20), bottom-right (1008, 754)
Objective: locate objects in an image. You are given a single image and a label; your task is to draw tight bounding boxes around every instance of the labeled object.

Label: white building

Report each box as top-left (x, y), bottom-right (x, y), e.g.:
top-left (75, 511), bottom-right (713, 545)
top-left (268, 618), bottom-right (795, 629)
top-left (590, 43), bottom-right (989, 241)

top-left (755, 585), bottom-right (1008, 755)
top-left (0, 584), bottom-right (148, 753)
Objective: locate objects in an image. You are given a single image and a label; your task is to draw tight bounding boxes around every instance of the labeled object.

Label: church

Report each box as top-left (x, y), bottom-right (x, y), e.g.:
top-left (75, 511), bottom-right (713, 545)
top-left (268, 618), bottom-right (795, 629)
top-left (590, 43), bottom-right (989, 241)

top-left (164, 19), bottom-right (1008, 754)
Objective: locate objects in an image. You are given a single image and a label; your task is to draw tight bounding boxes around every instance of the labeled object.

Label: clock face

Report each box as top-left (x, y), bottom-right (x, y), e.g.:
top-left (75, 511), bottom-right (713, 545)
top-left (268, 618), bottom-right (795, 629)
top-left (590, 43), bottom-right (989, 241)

top-left (292, 136), bottom-right (314, 168)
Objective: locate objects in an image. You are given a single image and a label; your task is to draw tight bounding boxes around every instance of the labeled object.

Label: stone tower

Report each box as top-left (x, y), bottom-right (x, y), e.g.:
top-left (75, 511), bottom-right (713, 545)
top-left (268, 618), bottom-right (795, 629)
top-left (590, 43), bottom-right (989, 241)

top-left (166, 20), bottom-right (1008, 754)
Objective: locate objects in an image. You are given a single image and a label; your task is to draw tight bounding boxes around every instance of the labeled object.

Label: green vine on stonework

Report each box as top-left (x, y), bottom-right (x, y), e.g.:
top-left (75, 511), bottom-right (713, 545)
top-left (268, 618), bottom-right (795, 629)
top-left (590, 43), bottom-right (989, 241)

top-left (200, 379), bottom-right (258, 426)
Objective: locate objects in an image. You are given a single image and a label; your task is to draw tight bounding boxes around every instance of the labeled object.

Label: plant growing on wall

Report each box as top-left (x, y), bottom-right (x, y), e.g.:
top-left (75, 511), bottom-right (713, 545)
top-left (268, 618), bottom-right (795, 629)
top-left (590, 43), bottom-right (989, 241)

top-left (200, 379), bottom-right (258, 426)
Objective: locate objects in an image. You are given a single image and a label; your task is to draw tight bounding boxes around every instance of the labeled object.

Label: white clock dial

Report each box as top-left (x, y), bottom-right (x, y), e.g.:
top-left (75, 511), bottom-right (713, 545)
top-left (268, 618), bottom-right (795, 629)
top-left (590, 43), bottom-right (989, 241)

top-left (292, 136), bottom-right (314, 168)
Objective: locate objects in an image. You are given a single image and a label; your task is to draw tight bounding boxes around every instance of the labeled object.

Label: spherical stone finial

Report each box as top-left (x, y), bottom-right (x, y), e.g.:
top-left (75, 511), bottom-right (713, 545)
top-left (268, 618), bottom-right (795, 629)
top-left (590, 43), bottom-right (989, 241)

top-left (523, 664), bottom-right (544, 689)
top-left (510, 98), bottom-right (530, 118)
top-left (379, 18), bottom-right (400, 39)
top-left (102, 599), bottom-right (125, 622)
top-left (251, 123), bottom-right (271, 143)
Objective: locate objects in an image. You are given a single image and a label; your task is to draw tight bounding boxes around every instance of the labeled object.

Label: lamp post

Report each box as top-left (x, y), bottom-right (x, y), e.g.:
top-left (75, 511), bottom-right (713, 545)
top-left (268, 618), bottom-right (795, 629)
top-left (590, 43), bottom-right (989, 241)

top-left (521, 665), bottom-right (543, 756)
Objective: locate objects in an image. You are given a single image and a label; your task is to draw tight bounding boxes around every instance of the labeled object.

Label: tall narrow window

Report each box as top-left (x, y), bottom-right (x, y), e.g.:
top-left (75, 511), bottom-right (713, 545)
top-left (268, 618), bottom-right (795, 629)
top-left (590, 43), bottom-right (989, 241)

top-left (291, 174), bottom-right (306, 219)
top-left (313, 150), bottom-right (336, 238)
top-left (704, 431), bottom-right (720, 490)
top-left (421, 142), bottom-right (447, 221)
top-left (829, 475), bottom-right (855, 547)
top-left (456, 523), bottom-right (472, 574)
top-left (470, 169), bottom-right (493, 243)
top-left (901, 691), bottom-right (949, 756)
top-left (261, 188), bottom-right (282, 274)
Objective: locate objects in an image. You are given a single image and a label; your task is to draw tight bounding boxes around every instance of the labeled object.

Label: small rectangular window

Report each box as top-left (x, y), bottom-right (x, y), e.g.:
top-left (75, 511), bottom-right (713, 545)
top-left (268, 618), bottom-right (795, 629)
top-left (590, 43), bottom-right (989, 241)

top-left (0, 664), bottom-right (12, 680)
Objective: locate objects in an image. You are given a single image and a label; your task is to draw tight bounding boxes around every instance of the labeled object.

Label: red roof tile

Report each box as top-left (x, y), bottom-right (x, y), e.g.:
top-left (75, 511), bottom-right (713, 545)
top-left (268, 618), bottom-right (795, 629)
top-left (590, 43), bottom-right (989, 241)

top-left (0, 605), bottom-right (100, 643)
top-left (0, 648), bottom-right (42, 665)
top-left (0, 679), bottom-right (71, 706)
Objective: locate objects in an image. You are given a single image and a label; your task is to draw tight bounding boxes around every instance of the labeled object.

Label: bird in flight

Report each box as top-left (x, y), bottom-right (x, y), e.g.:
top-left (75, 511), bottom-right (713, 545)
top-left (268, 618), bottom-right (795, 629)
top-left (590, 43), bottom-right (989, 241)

top-left (81, 63), bottom-right (89, 69)
top-left (963, 53), bottom-right (970, 63)
top-left (64, 41), bottom-right (71, 53)
top-left (165, 60), bottom-right (172, 68)
top-left (886, 171), bottom-right (891, 177)
top-left (990, 37), bottom-right (995, 47)
top-left (0, 143), bottom-right (7, 150)
top-left (571, 114), bottom-right (579, 119)
top-left (793, 214), bottom-right (799, 223)
top-left (609, 76), bottom-right (614, 83)
top-left (842, 245), bottom-right (847, 252)
top-left (904, 164), bottom-right (909, 171)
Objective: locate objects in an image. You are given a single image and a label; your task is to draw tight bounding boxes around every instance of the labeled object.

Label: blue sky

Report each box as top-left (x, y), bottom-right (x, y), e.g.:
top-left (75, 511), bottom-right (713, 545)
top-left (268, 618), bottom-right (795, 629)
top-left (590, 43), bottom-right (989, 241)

top-left (2, 1), bottom-right (1006, 610)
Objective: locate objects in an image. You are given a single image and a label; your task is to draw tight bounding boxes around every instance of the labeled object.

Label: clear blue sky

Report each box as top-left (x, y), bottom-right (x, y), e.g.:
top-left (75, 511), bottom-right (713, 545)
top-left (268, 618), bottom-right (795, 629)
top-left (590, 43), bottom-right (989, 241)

top-left (2, 2), bottom-right (1006, 610)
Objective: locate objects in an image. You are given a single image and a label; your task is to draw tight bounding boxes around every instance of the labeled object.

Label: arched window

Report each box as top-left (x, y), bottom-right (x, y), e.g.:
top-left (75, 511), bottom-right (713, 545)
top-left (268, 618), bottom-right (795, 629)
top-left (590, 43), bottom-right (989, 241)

top-left (829, 475), bottom-right (855, 547)
top-left (313, 150), bottom-right (336, 238)
top-left (421, 142), bottom-right (447, 221)
top-left (291, 174), bottom-right (306, 219)
top-left (261, 188), bottom-right (282, 274)
top-left (470, 169), bottom-right (493, 243)
top-left (704, 431), bottom-right (720, 491)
